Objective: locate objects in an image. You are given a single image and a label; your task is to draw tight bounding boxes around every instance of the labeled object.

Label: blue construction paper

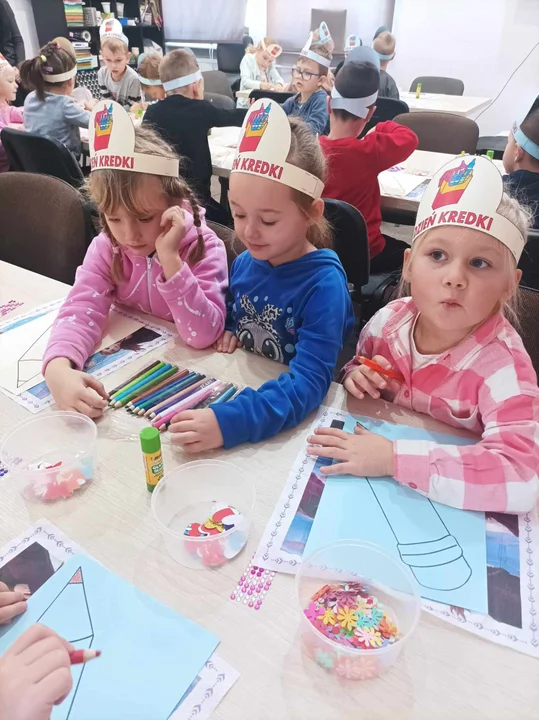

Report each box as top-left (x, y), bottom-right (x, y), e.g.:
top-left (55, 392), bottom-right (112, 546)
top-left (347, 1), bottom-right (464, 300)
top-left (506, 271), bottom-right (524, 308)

top-left (0, 556), bottom-right (219, 720)
top-left (303, 414), bottom-right (488, 613)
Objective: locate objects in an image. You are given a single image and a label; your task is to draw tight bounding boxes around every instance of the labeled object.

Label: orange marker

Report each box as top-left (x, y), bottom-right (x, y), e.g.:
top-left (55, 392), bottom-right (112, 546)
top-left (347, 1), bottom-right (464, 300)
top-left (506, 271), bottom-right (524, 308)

top-left (69, 649), bottom-right (101, 665)
top-left (356, 355), bottom-right (405, 383)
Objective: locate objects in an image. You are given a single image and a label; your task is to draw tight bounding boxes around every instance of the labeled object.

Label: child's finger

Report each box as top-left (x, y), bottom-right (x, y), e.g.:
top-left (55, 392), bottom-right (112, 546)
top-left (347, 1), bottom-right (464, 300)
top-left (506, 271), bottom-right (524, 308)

top-left (320, 461), bottom-right (353, 476)
top-left (170, 431), bottom-right (200, 445)
top-left (344, 376), bottom-right (364, 399)
top-left (81, 387), bottom-right (107, 409)
top-left (306, 445), bottom-right (348, 462)
top-left (0, 600), bottom-right (27, 624)
top-left (34, 667), bottom-right (73, 708)
top-left (75, 400), bottom-right (104, 419)
top-left (312, 427), bottom-right (349, 441)
top-left (359, 366), bottom-right (387, 390)
top-left (20, 637), bottom-right (63, 668)
top-left (0, 590), bottom-right (26, 607)
top-left (85, 376), bottom-right (108, 400)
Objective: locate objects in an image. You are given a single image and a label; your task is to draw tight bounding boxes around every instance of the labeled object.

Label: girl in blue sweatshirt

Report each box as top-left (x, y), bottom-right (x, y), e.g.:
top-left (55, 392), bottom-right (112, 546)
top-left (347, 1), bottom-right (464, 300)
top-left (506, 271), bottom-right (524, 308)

top-left (168, 99), bottom-right (354, 452)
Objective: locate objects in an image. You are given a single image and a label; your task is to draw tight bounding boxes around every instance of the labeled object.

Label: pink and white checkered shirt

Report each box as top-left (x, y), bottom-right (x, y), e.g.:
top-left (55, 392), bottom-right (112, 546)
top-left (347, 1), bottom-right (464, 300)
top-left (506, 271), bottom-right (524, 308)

top-left (343, 298), bottom-right (539, 513)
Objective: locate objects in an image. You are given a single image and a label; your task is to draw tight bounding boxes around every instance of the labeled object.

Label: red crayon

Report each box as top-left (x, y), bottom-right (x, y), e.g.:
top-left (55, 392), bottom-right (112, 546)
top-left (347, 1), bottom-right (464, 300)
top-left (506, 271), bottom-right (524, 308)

top-left (356, 355), bottom-right (405, 383)
top-left (69, 649), bottom-right (101, 665)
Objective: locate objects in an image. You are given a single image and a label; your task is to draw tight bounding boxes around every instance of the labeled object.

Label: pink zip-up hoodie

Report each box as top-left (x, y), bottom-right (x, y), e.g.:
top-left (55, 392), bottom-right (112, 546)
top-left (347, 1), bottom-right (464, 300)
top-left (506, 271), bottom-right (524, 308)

top-left (42, 206), bottom-right (228, 372)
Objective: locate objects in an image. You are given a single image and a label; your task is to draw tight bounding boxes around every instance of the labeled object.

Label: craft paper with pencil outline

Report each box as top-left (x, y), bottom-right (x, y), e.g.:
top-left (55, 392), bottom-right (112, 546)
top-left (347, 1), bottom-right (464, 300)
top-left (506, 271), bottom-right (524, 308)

top-left (302, 415), bottom-right (488, 613)
top-left (0, 555), bottom-right (219, 720)
top-left (0, 309), bottom-right (145, 395)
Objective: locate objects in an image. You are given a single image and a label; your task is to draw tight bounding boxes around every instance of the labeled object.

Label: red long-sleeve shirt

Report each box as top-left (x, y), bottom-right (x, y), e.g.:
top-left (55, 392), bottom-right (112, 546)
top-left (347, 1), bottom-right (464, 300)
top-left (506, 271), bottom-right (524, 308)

top-left (319, 121), bottom-right (418, 258)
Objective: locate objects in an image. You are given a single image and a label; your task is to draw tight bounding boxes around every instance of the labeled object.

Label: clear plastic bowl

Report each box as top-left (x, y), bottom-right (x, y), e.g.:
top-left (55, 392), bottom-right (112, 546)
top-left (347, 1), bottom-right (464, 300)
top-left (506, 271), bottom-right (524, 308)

top-left (151, 460), bottom-right (255, 569)
top-left (296, 540), bottom-right (421, 680)
top-left (0, 412), bottom-right (97, 502)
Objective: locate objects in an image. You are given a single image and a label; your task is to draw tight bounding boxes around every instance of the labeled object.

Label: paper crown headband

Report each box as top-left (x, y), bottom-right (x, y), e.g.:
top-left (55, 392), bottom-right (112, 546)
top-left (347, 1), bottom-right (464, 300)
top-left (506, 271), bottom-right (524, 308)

top-left (300, 22), bottom-right (332, 68)
top-left (231, 99), bottom-right (324, 199)
top-left (373, 25), bottom-right (389, 40)
top-left (89, 100), bottom-right (179, 177)
top-left (100, 18), bottom-right (128, 46)
top-left (261, 39), bottom-right (283, 59)
top-left (345, 34), bottom-right (362, 53)
top-left (162, 70), bottom-right (202, 92)
top-left (413, 155), bottom-right (525, 261)
top-left (0, 53), bottom-right (10, 71)
top-left (330, 46), bottom-right (380, 119)
top-left (512, 117), bottom-right (539, 161)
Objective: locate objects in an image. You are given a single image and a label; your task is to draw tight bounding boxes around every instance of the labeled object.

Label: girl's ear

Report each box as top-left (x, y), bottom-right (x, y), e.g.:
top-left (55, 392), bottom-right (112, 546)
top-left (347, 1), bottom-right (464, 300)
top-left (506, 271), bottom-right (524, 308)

top-left (309, 198), bottom-right (325, 223)
top-left (402, 247), bottom-right (412, 282)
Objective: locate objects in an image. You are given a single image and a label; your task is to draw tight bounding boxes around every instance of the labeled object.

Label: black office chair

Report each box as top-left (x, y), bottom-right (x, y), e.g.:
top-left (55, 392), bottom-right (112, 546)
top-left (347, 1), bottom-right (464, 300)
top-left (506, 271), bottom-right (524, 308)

top-left (0, 173), bottom-right (92, 283)
top-left (517, 285), bottom-right (539, 378)
top-left (476, 136), bottom-right (507, 160)
top-left (410, 76), bottom-right (464, 96)
top-left (1, 128), bottom-right (84, 188)
top-left (204, 92), bottom-right (236, 110)
top-left (518, 229), bottom-right (539, 291)
top-left (249, 89), bottom-right (295, 104)
top-left (201, 70), bottom-right (234, 100)
top-left (361, 97), bottom-right (409, 136)
top-left (216, 43), bottom-right (245, 88)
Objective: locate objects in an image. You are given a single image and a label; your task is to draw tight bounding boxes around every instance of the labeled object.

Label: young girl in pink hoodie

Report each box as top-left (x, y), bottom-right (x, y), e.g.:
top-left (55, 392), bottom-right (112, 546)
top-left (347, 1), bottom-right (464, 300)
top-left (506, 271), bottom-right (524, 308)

top-left (43, 123), bottom-right (228, 418)
top-left (0, 54), bottom-right (23, 173)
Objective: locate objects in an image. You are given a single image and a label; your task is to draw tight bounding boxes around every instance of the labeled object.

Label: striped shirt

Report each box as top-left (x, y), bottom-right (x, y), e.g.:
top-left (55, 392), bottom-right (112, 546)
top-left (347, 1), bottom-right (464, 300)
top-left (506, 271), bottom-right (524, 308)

top-left (343, 298), bottom-right (539, 513)
top-left (98, 66), bottom-right (141, 109)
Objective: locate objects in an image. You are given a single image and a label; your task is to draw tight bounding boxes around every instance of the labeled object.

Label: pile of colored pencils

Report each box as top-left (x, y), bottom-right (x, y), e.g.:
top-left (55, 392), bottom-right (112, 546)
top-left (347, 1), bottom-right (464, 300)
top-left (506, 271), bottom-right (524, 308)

top-left (107, 360), bottom-right (238, 432)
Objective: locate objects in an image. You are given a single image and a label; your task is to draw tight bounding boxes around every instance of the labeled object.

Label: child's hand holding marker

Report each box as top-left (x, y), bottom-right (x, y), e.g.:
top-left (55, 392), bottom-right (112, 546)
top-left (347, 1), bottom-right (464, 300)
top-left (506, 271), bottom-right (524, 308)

top-left (306, 423), bottom-right (394, 478)
top-left (44, 359), bottom-right (108, 418)
top-left (344, 355), bottom-right (403, 400)
top-left (0, 581), bottom-right (27, 624)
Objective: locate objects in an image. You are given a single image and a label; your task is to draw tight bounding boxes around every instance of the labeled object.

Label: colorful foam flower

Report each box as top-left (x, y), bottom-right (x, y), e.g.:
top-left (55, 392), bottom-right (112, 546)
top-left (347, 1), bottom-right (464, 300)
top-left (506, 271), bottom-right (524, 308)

top-left (355, 597), bottom-right (374, 614)
top-left (314, 648), bottom-right (334, 670)
top-left (356, 611), bottom-right (376, 628)
top-left (336, 605), bottom-right (358, 632)
top-left (317, 607), bottom-right (337, 626)
top-left (379, 615), bottom-right (398, 638)
top-left (369, 607), bottom-right (383, 626)
top-left (354, 627), bottom-right (383, 648)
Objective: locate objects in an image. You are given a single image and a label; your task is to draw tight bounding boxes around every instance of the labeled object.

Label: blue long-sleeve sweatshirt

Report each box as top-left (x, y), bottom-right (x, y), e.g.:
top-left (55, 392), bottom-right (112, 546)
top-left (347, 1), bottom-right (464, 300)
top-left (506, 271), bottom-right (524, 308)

top-left (212, 249), bottom-right (354, 448)
top-left (282, 89), bottom-right (329, 135)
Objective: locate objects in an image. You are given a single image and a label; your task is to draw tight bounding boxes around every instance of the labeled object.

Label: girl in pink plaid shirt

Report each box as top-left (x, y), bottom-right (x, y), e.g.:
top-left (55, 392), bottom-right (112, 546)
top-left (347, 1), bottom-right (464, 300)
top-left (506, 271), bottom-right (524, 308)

top-left (307, 155), bottom-right (539, 513)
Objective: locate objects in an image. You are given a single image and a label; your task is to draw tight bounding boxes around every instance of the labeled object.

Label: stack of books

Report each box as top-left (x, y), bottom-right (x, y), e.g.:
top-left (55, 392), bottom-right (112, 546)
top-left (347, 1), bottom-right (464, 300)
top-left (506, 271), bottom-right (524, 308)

top-left (73, 41), bottom-right (93, 70)
top-left (64, 0), bottom-right (84, 26)
top-left (83, 6), bottom-right (98, 26)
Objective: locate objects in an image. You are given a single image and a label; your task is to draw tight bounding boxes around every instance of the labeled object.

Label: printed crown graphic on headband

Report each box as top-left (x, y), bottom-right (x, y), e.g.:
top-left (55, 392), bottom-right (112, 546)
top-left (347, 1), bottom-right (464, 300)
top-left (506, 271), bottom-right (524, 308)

top-left (261, 39), bottom-right (282, 58)
top-left (413, 154), bottom-right (525, 261)
top-left (232, 99), bottom-right (324, 199)
top-left (89, 100), bottom-right (179, 177)
top-left (345, 34), bottom-right (362, 53)
top-left (300, 22), bottom-right (332, 68)
top-left (100, 18), bottom-right (128, 46)
top-left (0, 53), bottom-right (10, 71)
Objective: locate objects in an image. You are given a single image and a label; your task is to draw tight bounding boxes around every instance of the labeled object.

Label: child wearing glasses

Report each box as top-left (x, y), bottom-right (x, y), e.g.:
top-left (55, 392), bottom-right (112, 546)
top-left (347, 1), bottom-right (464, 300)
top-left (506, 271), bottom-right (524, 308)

top-left (283, 23), bottom-right (333, 135)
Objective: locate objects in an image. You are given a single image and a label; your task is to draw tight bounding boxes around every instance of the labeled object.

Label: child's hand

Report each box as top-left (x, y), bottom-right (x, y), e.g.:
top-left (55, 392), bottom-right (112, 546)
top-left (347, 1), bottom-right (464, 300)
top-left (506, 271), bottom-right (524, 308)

top-left (0, 582), bottom-right (27, 624)
top-left (45, 359), bottom-right (108, 418)
top-left (306, 425), bottom-right (394, 477)
top-left (0, 624), bottom-right (73, 720)
top-left (168, 409), bottom-right (224, 453)
top-left (343, 355), bottom-right (399, 400)
top-left (155, 207), bottom-right (186, 279)
top-left (213, 331), bottom-right (241, 353)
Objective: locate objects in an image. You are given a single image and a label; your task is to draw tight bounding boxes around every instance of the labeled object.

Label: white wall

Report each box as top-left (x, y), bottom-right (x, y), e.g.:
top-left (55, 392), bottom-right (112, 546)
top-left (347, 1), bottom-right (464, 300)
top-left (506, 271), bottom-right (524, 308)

top-left (392, 0), bottom-right (539, 135)
top-left (8, 0), bottom-right (39, 56)
top-left (245, 0), bottom-right (267, 44)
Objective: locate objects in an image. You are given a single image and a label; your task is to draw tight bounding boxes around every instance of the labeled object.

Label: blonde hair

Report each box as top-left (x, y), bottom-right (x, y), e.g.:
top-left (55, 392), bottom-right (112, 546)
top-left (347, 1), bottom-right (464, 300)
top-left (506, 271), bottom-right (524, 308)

top-left (286, 116), bottom-right (331, 248)
top-left (246, 37), bottom-right (279, 54)
top-left (87, 126), bottom-right (205, 284)
top-left (306, 28), bottom-right (333, 77)
top-left (101, 37), bottom-right (129, 55)
top-left (159, 49), bottom-right (199, 95)
top-left (138, 53), bottom-right (161, 82)
top-left (373, 31), bottom-right (396, 58)
top-left (399, 193), bottom-right (532, 324)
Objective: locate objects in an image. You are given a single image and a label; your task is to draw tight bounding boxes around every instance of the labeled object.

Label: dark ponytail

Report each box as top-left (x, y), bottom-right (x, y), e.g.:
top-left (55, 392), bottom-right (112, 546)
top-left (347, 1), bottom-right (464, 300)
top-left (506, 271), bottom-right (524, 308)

top-left (19, 42), bottom-right (76, 101)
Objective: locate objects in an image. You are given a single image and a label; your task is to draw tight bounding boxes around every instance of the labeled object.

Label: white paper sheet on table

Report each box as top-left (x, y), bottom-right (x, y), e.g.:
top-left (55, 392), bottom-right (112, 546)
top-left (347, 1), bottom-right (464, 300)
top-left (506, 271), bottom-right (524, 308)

top-left (378, 168), bottom-right (428, 197)
top-left (0, 305), bottom-right (145, 395)
top-left (0, 521), bottom-right (240, 719)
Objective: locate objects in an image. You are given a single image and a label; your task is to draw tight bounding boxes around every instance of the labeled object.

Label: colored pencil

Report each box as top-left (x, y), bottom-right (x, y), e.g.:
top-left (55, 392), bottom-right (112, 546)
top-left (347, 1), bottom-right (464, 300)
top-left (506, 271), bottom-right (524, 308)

top-left (107, 360), bottom-right (161, 397)
top-left (209, 385), bottom-right (238, 406)
top-left (112, 365), bottom-right (177, 408)
top-left (148, 376), bottom-right (208, 418)
top-left (125, 369), bottom-right (189, 410)
top-left (138, 373), bottom-right (203, 415)
top-left (152, 379), bottom-right (220, 425)
top-left (108, 361), bottom-right (166, 403)
top-left (355, 355), bottom-right (404, 383)
top-left (69, 649), bottom-right (101, 665)
top-left (112, 363), bottom-right (173, 403)
top-left (192, 382), bottom-right (229, 409)
top-left (153, 382), bottom-right (221, 430)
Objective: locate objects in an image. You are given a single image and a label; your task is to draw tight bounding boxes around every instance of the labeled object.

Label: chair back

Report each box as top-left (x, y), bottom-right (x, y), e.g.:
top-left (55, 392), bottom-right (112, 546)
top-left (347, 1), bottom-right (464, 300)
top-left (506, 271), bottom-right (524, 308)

top-left (410, 76), bottom-right (465, 96)
top-left (0, 173), bottom-right (90, 284)
top-left (362, 97), bottom-right (410, 135)
top-left (323, 198), bottom-right (370, 296)
top-left (206, 220), bottom-right (246, 271)
top-left (1, 128), bottom-right (84, 188)
top-left (517, 286), bottom-right (539, 377)
top-left (518, 229), bottom-right (539, 291)
top-left (393, 111), bottom-right (479, 154)
top-left (216, 43), bottom-right (245, 74)
top-left (248, 89), bottom-right (295, 104)
top-left (201, 70), bottom-right (234, 100)
top-left (204, 92), bottom-right (236, 110)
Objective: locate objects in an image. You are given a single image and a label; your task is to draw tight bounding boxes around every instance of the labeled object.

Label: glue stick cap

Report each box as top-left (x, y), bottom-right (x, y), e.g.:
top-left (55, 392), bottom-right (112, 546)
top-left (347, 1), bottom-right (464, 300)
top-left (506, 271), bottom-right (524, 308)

top-left (140, 426), bottom-right (161, 454)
